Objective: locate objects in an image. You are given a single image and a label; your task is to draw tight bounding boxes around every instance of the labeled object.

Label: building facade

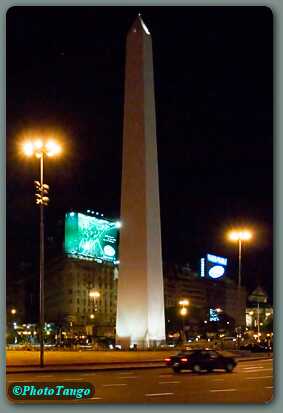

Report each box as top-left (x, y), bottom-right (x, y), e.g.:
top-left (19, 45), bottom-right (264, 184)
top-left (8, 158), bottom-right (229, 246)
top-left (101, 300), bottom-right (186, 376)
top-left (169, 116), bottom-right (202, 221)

top-left (164, 263), bottom-right (247, 327)
top-left (45, 257), bottom-right (117, 337)
top-left (45, 256), bottom-right (247, 340)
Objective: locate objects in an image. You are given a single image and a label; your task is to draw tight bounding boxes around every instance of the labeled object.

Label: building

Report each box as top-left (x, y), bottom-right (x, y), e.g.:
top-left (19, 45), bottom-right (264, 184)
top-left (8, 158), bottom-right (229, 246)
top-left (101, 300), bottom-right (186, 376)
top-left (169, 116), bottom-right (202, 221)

top-left (163, 263), bottom-right (247, 327)
top-left (246, 286), bottom-right (273, 334)
top-left (45, 256), bottom-right (117, 338)
top-left (44, 255), bottom-right (247, 340)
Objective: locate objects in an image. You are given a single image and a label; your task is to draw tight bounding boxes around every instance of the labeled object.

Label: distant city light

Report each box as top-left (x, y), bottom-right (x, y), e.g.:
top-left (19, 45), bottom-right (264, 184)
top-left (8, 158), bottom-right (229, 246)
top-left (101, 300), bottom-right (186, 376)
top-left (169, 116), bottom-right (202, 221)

top-left (179, 299), bottom-right (189, 306)
top-left (89, 290), bottom-right (100, 299)
top-left (180, 307), bottom-right (188, 316)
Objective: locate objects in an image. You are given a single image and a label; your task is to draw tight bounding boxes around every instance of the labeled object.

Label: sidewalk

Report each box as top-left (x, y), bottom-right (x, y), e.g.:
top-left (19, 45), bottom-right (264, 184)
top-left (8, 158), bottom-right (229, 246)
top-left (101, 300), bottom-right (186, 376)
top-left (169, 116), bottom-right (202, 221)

top-left (6, 353), bottom-right (272, 374)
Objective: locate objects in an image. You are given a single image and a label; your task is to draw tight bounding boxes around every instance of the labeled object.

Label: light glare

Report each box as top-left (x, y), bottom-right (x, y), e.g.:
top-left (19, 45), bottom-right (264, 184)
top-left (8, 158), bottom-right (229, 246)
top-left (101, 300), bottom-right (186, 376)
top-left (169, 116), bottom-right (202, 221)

top-left (23, 142), bottom-right (34, 156)
top-left (228, 229), bottom-right (252, 241)
top-left (89, 290), bottom-right (100, 299)
top-left (180, 307), bottom-right (188, 316)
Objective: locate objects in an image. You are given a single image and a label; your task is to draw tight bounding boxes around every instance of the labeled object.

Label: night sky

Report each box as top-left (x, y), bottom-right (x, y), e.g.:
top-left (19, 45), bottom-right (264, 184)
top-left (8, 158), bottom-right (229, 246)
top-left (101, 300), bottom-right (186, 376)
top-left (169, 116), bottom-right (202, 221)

top-left (6, 6), bottom-right (273, 300)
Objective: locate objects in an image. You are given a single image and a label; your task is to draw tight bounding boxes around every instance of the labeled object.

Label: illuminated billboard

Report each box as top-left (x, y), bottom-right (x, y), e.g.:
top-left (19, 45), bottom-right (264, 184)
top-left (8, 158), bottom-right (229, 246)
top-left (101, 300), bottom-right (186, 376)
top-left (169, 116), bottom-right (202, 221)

top-left (64, 212), bottom-right (119, 264)
top-left (209, 308), bottom-right (220, 322)
top-left (200, 253), bottom-right (228, 279)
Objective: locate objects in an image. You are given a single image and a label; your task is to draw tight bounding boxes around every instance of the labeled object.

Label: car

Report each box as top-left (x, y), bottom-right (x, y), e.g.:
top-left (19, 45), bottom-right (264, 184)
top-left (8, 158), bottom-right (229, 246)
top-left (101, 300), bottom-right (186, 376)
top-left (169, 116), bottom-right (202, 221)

top-left (241, 343), bottom-right (272, 353)
top-left (165, 349), bottom-right (237, 373)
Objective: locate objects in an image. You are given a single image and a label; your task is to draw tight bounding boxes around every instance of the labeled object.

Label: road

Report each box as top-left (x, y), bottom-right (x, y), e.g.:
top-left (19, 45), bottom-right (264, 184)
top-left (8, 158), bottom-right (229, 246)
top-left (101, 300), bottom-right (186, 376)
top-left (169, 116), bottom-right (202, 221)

top-left (7, 359), bottom-right (273, 404)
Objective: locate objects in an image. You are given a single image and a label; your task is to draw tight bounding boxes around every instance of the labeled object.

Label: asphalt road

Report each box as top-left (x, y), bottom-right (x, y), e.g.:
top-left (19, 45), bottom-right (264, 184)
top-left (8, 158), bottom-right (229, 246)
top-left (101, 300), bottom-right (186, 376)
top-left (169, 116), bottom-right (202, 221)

top-left (7, 359), bottom-right (273, 404)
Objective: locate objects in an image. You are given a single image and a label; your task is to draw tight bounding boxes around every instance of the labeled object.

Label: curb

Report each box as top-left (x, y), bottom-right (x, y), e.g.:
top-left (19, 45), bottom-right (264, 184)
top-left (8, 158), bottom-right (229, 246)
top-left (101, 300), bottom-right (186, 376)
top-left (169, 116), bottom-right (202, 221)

top-left (6, 357), bottom-right (272, 374)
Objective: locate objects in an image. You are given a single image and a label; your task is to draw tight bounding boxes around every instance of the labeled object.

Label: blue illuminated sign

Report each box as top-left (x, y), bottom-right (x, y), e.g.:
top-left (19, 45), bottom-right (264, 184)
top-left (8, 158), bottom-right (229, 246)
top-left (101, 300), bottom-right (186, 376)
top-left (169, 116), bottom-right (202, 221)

top-left (200, 253), bottom-right (228, 279)
top-left (207, 254), bottom-right (227, 266)
top-left (209, 309), bottom-right (220, 322)
top-left (208, 265), bottom-right (225, 279)
top-left (200, 258), bottom-right (205, 277)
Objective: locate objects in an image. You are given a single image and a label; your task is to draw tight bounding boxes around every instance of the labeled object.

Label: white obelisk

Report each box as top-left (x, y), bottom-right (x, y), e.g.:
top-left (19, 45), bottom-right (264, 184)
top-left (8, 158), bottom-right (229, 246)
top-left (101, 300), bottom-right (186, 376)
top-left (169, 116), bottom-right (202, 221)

top-left (115, 16), bottom-right (166, 348)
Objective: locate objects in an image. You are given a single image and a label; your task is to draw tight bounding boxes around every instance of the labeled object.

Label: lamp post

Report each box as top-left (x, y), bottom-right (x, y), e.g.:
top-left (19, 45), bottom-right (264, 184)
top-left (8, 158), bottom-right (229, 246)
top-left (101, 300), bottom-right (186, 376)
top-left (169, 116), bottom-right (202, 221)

top-left (179, 299), bottom-right (189, 344)
top-left (23, 138), bottom-right (61, 367)
top-left (228, 229), bottom-right (252, 288)
top-left (89, 290), bottom-right (100, 340)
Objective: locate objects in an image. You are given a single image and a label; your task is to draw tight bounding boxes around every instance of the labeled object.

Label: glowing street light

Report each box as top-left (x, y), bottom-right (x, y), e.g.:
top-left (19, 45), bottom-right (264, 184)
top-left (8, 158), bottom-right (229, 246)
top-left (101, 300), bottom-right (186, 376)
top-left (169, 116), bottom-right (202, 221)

top-left (10, 308), bottom-right (17, 315)
top-left (89, 290), bottom-right (100, 317)
top-left (179, 299), bottom-right (190, 307)
top-left (180, 307), bottom-right (188, 316)
top-left (179, 299), bottom-right (190, 343)
top-left (89, 290), bottom-right (100, 299)
top-left (23, 137), bottom-right (62, 368)
top-left (227, 228), bottom-right (253, 288)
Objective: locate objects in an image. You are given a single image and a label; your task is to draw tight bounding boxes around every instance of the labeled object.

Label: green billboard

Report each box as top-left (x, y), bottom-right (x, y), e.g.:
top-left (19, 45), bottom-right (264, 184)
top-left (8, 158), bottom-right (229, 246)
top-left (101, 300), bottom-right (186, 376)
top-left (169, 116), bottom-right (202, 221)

top-left (64, 212), bottom-right (119, 264)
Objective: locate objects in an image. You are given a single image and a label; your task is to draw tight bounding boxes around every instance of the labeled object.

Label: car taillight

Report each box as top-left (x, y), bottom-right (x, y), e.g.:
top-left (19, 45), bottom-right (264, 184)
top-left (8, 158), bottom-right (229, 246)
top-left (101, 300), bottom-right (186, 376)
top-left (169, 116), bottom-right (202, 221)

top-left (165, 357), bottom-right (171, 362)
top-left (181, 357), bottom-right (188, 362)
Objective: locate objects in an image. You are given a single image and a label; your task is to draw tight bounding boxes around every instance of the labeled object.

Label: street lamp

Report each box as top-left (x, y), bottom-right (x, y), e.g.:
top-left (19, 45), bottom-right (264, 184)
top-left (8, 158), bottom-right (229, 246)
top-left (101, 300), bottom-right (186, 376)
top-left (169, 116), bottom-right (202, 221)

top-left (89, 290), bottom-right (100, 300)
top-left (89, 290), bottom-right (100, 342)
top-left (228, 229), bottom-right (253, 288)
top-left (179, 299), bottom-right (190, 343)
top-left (23, 138), bottom-right (61, 368)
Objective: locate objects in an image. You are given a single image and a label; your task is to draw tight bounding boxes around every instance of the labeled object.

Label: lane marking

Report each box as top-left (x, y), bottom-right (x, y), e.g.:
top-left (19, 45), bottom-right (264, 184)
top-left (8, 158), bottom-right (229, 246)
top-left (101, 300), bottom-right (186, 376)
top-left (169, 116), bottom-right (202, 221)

top-left (103, 383), bottom-right (127, 387)
top-left (240, 360), bottom-right (272, 367)
top-left (89, 397), bottom-right (103, 400)
top-left (37, 375), bottom-right (55, 378)
top-left (145, 392), bottom-right (174, 397)
top-left (159, 381), bottom-right (180, 384)
top-left (265, 386), bottom-right (273, 389)
top-left (244, 368), bottom-right (272, 372)
top-left (246, 376), bottom-right (272, 380)
top-left (210, 389), bottom-right (237, 393)
top-left (243, 366), bottom-right (264, 370)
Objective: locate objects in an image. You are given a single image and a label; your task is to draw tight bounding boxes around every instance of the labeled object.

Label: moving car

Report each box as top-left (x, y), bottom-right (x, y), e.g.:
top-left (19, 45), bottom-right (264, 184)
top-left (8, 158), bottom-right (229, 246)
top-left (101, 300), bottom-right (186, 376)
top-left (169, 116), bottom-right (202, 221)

top-left (165, 349), bottom-right (237, 373)
top-left (240, 342), bottom-right (272, 352)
